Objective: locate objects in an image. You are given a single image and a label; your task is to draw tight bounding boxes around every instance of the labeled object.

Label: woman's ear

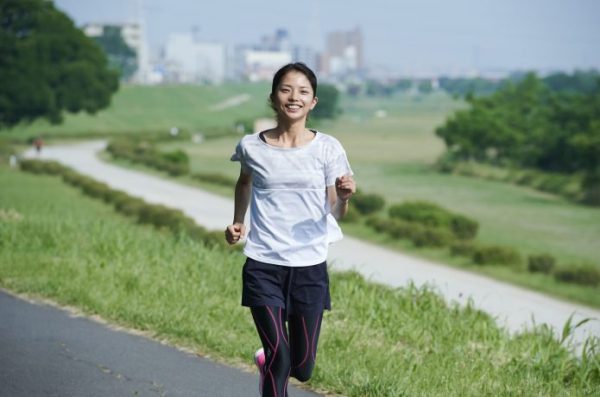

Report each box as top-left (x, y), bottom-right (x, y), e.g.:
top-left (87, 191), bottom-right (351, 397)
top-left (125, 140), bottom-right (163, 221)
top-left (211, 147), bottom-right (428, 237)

top-left (310, 96), bottom-right (319, 110)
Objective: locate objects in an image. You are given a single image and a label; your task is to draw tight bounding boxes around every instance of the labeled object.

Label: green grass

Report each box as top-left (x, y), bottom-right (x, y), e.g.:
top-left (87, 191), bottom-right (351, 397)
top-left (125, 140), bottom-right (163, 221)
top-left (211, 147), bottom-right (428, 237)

top-left (1, 166), bottom-right (598, 396)
top-left (3, 83), bottom-right (271, 140)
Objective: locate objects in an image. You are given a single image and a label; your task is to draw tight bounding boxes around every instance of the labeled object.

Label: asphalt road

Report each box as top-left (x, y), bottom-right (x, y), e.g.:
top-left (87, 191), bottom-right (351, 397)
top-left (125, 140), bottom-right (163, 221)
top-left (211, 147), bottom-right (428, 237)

top-left (23, 141), bottom-right (600, 347)
top-left (0, 289), bottom-right (319, 397)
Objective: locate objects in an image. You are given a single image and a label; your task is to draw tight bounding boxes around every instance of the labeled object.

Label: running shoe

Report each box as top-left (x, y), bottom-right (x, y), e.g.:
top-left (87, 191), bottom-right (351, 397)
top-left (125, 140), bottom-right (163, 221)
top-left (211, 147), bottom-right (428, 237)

top-left (254, 348), bottom-right (265, 396)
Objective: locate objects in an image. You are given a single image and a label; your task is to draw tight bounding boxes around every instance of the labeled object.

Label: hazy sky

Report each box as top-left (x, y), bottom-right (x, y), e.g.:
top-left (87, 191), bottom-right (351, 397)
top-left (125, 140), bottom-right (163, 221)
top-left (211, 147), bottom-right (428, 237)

top-left (53, 0), bottom-right (600, 76)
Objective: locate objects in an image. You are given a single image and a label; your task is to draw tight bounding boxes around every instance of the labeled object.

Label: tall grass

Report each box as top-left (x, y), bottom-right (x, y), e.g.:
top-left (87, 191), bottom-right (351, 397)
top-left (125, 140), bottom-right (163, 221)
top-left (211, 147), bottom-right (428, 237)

top-left (1, 167), bottom-right (598, 396)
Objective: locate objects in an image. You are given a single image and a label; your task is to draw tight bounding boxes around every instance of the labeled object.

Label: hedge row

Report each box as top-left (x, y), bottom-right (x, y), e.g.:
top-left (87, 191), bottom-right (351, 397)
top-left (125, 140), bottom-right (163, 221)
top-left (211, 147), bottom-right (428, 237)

top-left (449, 242), bottom-right (600, 288)
top-left (365, 216), bottom-right (454, 248)
top-left (191, 172), bottom-right (237, 188)
top-left (106, 140), bottom-right (190, 176)
top-left (364, 213), bottom-right (599, 288)
top-left (19, 159), bottom-right (228, 249)
top-left (440, 159), bottom-right (583, 203)
top-left (388, 201), bottom-right (479, 240)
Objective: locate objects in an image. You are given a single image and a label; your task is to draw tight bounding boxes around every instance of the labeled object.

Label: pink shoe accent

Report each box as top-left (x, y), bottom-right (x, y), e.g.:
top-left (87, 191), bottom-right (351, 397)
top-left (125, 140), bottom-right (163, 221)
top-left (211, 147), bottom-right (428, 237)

top-left (254, 348), bottom-right (265, 395)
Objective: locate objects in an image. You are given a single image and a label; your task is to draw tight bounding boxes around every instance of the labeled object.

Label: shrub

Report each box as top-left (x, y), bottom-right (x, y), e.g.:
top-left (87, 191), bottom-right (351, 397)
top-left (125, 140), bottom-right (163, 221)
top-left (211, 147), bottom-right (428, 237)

top-left (450, 241), bottom-right (476, 257)
top-left (114, 197), bottom-right (146, 217)
top-left (411, 227), bottom-right (454, 248)
top-left (582, 173), bottom-right (600, 206)
top-left (389, 201), bottom-right (451, 228)
top-left (527, 254), bottom-right (556, 274)
top-left (161, 149), bottom-right (189, 164)
top-left (554, 265), bottom-right (600, 287)
top-left (473, 245), bottom-right (522, 266)
top-left (192, 172), bottom-right (237, 187)
top-left (389, 200), bottom-right (479, 240)
top-left (137, 204), bottom-right (188, 233)
top-left (351, 190), bottom-right (385, 215)
top-left (450, 215), bottom-right (479, 240)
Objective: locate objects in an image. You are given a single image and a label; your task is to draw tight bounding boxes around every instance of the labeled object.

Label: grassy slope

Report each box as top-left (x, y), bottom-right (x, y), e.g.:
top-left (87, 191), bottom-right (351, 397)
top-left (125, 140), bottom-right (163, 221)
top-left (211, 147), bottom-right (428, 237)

top-left (1, 167), bottom-right (597, 396)
top-left (4, 82), bottom-right (271, 139)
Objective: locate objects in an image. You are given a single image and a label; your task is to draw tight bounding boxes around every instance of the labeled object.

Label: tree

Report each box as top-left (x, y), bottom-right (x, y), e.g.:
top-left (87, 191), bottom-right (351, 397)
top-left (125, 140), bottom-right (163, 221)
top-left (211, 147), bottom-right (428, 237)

top-left (92, 25), bottom-right (137, 81)
top-left (312, 84), bottom-right (340, 119)
top-left (0, 0), bottom-right (119, 129)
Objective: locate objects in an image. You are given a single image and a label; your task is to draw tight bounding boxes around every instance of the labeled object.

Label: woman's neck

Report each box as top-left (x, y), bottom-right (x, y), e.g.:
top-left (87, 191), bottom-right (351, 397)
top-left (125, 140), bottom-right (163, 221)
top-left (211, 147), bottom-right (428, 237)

top-left (267, 120), bottom-right (314, 148)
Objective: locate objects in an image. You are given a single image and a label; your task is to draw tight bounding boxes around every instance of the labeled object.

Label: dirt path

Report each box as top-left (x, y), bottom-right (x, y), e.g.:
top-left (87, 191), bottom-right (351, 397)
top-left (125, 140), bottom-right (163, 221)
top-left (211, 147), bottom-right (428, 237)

top-left (25, 140), bottom-right (600, 348)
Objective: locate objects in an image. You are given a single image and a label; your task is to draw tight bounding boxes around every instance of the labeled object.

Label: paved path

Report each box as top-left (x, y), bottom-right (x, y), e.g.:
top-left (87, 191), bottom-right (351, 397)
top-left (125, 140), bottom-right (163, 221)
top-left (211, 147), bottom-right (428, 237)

top-left (26, 141), bottom-right (600, 348)
top-left (0, 289), bottom-right (318, 397)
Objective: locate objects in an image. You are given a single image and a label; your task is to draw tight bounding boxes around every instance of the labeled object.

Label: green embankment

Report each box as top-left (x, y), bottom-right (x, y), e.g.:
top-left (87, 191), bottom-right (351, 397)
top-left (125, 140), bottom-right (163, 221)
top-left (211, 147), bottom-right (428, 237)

top-left (1, 167), bottom-right (599, 396)
top-left (3, 83), bottom-right (270, 140)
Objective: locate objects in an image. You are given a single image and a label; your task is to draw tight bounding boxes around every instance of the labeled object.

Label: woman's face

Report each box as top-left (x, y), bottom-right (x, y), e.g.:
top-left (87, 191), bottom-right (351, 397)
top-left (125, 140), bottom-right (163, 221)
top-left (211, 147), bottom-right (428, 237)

top-left (272, 71), bottom-right (318, 122)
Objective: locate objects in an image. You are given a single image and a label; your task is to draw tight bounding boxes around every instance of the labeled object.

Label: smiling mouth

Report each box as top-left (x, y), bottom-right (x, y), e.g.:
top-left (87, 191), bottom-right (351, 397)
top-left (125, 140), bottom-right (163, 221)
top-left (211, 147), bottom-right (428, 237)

top-left (285, 104), bottom-right (301, 110)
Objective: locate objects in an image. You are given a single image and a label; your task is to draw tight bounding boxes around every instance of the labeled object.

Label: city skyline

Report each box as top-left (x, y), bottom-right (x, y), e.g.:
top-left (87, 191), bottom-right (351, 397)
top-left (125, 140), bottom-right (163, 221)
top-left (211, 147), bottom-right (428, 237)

top-left (53, 0), bottom-right (600, 76)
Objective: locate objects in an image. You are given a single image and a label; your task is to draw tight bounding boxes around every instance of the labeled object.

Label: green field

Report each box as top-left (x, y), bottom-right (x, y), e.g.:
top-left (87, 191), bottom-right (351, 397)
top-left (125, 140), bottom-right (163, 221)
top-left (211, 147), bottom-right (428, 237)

top-left (4, 83), bottom-right (271, 139)
top-left (1, 167), bottom-right (598, 396)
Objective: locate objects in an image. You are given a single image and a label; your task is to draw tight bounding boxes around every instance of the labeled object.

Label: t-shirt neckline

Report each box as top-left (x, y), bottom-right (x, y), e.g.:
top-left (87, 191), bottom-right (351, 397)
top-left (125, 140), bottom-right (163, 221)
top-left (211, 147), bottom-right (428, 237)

top-left (257, 129), bottom-right (319, 151)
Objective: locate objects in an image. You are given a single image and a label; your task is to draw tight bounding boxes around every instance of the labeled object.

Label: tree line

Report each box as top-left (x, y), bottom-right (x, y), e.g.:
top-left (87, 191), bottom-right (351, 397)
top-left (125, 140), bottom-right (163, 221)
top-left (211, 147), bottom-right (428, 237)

top-left (435, 72), bottom-right (600, 204)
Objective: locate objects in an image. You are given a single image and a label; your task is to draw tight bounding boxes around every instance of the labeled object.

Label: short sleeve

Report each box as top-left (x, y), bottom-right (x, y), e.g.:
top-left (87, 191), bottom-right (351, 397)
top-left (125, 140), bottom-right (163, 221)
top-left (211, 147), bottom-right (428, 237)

top-left (230, 140), bottom-right (250, 173)
top-left (325, 139), bottom-right (353, 186)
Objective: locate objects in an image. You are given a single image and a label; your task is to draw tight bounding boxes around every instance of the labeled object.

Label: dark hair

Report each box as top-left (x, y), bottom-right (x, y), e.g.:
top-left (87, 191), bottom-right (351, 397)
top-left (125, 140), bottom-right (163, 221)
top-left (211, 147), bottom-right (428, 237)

top-left (269, 63), bottom-right (318, 109)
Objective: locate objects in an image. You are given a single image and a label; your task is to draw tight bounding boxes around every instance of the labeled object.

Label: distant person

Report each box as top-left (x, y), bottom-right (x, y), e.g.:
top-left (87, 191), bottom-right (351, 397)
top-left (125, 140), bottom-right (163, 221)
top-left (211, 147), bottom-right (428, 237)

top-left (225, 63), bottom-right (355, 397)
top-left (33, 137), bottom-right (44, 155)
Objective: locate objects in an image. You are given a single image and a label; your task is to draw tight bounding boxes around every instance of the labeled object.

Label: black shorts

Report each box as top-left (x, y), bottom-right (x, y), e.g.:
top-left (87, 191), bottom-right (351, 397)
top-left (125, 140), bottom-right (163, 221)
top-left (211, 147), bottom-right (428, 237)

top-left (241, 257), bottom-right (331, 317)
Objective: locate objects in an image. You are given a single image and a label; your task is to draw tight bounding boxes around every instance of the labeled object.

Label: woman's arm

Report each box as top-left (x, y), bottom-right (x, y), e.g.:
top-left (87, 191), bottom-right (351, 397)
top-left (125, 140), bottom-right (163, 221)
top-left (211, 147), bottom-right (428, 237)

top-left (225, 169), bottom-right (252, 244)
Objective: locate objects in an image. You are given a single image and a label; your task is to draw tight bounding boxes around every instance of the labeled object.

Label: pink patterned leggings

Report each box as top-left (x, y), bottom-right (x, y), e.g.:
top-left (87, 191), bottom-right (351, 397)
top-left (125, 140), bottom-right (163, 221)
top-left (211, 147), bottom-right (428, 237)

top-left (251, 306), bottom-right (323, 397)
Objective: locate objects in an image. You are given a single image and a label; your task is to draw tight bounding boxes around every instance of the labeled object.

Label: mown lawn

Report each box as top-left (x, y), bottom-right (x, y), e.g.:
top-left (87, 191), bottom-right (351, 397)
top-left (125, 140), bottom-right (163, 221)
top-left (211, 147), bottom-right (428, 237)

top-left (1, 166), bottom-right (598, 396)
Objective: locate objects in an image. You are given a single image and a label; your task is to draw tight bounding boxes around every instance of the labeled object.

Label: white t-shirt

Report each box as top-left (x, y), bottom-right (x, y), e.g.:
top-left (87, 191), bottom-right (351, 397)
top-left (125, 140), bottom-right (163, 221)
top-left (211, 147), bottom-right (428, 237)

top-left (231, 130), bottom-right (353, 267)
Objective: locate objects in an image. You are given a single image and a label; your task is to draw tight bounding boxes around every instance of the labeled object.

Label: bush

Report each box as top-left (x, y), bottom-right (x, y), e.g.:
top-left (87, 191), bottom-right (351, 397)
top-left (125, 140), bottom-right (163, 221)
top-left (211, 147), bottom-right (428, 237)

top-left (20, 159), bottom-right (67, 175)
top-left (192, 172), bottom-right (236, 187)
top-left (582, 173), bottom-right (600, 206)
top-left (114, 197), bottom-right (146, 217)
top-left (527, 254), bottom-right (556, 274)
top-left (389, 201), bottom-right (451, 228)
top-left (554, 265), bottom-right (600, 287)
top-left (351, 190), bottom-right (385, 215)
top-left (473, 245), bottom-right (522, 266)
top-left (450, 215), bottom-right (479, 240)
top-left (389, 200), bottom-right (479, 240)
top-left (411, 227), bottom-right (454, 248)
top-left (161, 149), bottom-right (189, 164)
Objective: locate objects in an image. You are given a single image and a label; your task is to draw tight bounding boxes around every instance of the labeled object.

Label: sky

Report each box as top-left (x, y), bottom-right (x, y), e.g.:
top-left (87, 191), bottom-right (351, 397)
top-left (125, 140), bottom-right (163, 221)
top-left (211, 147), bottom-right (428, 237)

top-left (53, 0), bottom-right (600, 76)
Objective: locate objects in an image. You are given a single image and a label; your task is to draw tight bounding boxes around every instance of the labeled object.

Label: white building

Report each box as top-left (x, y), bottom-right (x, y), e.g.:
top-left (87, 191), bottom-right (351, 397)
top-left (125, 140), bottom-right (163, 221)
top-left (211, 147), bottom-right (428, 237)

top-left (243, 50), bottom-right (292, 82)
top-left (163, 33), bottom-right (226, 84)
top-left (82, 22), bottom-right (150, 84)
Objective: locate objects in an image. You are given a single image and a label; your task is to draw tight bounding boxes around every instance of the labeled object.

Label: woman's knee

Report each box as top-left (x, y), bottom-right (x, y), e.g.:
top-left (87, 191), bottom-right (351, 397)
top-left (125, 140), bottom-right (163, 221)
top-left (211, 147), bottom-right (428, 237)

top-left (267, 346), bottom-right (291, 375)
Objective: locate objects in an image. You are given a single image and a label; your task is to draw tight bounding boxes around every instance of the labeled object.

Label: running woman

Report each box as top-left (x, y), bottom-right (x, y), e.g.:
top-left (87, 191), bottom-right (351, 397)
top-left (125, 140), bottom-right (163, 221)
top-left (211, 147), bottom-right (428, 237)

top-left (225, 63), bottom-right (355, 397)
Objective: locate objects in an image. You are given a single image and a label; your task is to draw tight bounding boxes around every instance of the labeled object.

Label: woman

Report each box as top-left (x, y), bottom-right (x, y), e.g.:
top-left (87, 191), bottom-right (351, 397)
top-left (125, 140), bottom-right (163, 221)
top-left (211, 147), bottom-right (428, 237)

top-left (225, 62), bottom-right (355, 397)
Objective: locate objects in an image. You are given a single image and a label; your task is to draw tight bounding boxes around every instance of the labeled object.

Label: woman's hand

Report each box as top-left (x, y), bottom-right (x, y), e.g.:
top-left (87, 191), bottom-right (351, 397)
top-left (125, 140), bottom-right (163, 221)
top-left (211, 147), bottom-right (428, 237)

top-left (335, 175), bottom-right (356, 203)
top-left (225, 222), bottom-right (246, 245)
